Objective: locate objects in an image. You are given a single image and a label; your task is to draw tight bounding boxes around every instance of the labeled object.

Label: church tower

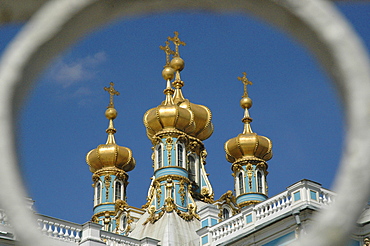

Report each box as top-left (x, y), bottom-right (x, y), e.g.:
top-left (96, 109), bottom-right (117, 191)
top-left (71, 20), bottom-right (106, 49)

top-left (86, 83), bottom-right (136, 232)
top-left (131, 32), bottom-right (214, 245)
top-left (224, 73), bottom-right (273, 208)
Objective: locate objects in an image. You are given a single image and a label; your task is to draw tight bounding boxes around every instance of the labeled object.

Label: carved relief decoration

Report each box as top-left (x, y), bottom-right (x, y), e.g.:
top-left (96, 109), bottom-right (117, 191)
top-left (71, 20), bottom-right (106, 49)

top-left (104, 175), bottom-right (111, 200)
top-left (166, 137), bottom-right (173, 165)
top-left (179, 179), bottom-right (186, 205)
top-left (216, 190), bottom-right (239, 220)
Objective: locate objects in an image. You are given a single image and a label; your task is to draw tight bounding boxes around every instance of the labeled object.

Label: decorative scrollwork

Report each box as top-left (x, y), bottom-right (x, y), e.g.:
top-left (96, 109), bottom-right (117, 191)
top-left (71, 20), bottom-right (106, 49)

top-left (164, 197), bottom-right (175, 212)
top-left (166, 137), bottom-right (173, 165)
top-left (104, 175), bottom-right (111, 200)
top-left (155, 181), bottom-right (161, 207)
top-left (143, 205), bottom-right (164, 225)
top-left (179, 179), bottom-right (186, 205)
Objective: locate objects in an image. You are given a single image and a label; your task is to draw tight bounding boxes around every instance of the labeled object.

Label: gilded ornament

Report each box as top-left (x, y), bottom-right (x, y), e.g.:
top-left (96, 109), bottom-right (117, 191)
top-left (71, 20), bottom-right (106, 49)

top-left (165, 178), bottom-right (173, 199)
top-left (91, 215), bottom-right (99, 223)
top-left (115, 171), bottom-right (126, 181)
top-left (166, 137), bottom-right (173, 165)
top-left (179, 180), bottom-right (186, 205)
top-left (215, 191), bottom-right (239, 218)
top-left (200, 149), bottom-right (207, 165)
top-left (200, 187), bottom-right (214, 203)
top-left (232, 163), bottom-right (242, 173)
top-left (248, 170), bottom-right (253, 190)
top-left (115, 199), bottom-right (128, 213)
top-left (189, 141), bottom-right (198, 153)
top-left (103, 212), bottom-right (111, 231)
top-left (175, 205), bottom-right (200, 221)
top-left (155, 181), bottom-right (161, 207)
top-left (177, 135), bottom-right (188, 146)
top-left (238, 200), bottom-right (261, 208)
top-left (155, 174), bottom-right (191, 184)
top-left (143, 206), bottom-right (164, 225)
top-left (104, 175), bottom-right (111, 200)
top-left (164, 197), bottom-right (175, 212)
top-left (92, 174), bottom-right (100, 183)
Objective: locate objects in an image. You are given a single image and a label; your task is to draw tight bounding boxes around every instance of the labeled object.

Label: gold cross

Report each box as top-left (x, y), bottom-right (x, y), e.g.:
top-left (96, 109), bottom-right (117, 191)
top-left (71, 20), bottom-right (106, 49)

top-left (159, 41), bottom-right (175, 66)
top-left (167, 31), bottom-right (186, 57)
top-left (104, 82), bottom-right (120, 108)
top-left (237, 72), bottom-right (253, 97)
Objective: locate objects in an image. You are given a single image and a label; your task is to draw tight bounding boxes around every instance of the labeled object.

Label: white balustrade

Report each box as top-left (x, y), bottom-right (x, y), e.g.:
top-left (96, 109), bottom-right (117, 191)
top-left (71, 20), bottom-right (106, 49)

top-left (205, 182), bottom-right (336, 245)
top-left (254, 192), bottom-right (293, 221)
top-left (37, 216), bottom-right (82, 243)
top-left (210, 212), bottom-right (245, 241)
top-left (319, 189), bottom-right (335, 206)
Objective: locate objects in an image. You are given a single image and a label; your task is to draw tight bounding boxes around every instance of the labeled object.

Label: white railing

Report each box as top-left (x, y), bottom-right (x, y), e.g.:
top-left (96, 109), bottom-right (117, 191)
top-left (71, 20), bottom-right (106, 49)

top-left (255, 191), bottom-right (293, 221)
top-left (319, 188), bottom-right (335, 205)
top-left (203, 181), bottom-right (337, 245)
top-left (0, 211), bottom-right (153, 245)
top-left (211, 213), bottom-right (246, 241)
top-left (37, 215), bottom-right (82, 243)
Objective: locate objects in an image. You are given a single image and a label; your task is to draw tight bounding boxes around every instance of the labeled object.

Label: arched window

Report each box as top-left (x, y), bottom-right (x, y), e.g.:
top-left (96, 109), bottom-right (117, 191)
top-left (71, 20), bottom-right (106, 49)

top-left (238, 172), bottom-right (244, 195)
top-left (222, 208), bottom-right (230, 220)
top-left (177, 144), bottom-right (184, 167)
top-left (257, 171), bottom-right (263, 193)
top-left (96, 182), bottom-right (101, 205)
top-left (188, 155), bottom-right (196, 182)
top-left (157, 145), bottom-right (162, 168)
top-left (115, 181), bottom-right (122, 201)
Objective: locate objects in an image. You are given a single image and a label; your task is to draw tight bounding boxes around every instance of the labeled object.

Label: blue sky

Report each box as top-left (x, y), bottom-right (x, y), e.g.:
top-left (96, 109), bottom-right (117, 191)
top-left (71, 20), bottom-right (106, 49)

top-left (0, 2), bottom-right (368, 224)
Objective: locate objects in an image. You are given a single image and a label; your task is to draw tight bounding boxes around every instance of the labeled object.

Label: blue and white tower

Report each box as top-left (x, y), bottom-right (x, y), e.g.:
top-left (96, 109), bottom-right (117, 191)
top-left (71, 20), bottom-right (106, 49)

top-left (86, 82), bottom-right (136, 232)
top-left (132, 32), bottom-right (214, 245)
top-left (224, 72), bottom-right (273, 208)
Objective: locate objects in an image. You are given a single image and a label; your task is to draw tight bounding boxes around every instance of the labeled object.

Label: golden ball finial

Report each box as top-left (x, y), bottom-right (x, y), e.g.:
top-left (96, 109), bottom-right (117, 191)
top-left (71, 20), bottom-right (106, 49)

top-left (170, 57), bottom-right (185, 71)
top-left (105, 107), bottom-right (117, 120)
top-left (162, 66), bottom-right (175, 80)
top-left (240, 97), bottom-right (252, 109)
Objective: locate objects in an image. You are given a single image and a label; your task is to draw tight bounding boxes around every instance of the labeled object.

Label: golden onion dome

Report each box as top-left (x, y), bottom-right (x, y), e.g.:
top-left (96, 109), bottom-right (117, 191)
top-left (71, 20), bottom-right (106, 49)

top-left (224, 73), bottom-right (272, 163)
top-left (86, 83), bottom-right (136, 173)
top-left (165, 31), bottom-right (213, 141)
top-left (143, 78), bottom-right (195, 140)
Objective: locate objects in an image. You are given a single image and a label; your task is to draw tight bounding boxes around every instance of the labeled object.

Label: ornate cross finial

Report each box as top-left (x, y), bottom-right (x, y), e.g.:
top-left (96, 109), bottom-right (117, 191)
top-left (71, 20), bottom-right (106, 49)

top-left (104, 82), bottom-right (120, 108)
top-left (167, 31), bottom-right (186, 57)
top-left (159, 41), bottom-right (175, 66)
top-left (237, 72), bottom-right (253, 97)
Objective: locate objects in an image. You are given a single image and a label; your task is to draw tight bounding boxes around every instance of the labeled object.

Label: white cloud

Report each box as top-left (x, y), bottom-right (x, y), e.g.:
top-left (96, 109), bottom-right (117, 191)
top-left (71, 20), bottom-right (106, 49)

top-left (50, 51), bottom-right (107, 88)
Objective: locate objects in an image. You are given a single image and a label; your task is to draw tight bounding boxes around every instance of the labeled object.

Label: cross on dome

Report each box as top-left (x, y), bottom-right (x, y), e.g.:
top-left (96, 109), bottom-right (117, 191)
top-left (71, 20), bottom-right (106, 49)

top-left (104, 82), bottom-right (120, 108)
top-left (237, 72), bottom-right (253, 98)
top-left (160, 41), bottom-right (175, 66)
top-left (168, 31), bottom-right (186, 57)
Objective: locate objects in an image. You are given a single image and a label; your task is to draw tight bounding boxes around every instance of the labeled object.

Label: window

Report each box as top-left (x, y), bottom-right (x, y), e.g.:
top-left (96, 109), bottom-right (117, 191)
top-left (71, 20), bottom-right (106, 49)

top-left (96, 182), bottom-right (101, 205)
top-left (177, 144), bottom-right (184, 167)
top-left (257, 171), bottom-right (263, 193)
top-left (115, 181), bottom-right (122, 201)
top-left (238, 172), bottom-right (244, 194)
top-left (222, 208), bottom-right (230, 220)
top-left (188, 155), bottom-right (196, 182)
top-left (157, 145), bottom-right (162, 168)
